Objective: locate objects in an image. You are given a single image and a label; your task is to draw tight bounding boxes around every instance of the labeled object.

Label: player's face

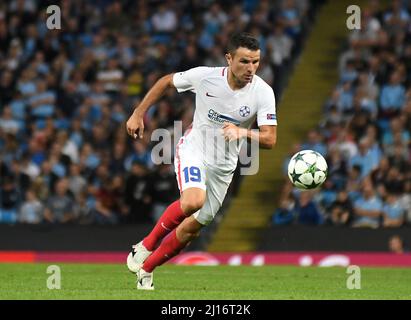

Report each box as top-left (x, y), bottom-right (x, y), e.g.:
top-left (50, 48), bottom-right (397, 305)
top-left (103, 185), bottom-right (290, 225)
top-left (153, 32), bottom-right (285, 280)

top-left (226, 47), bottom-right (260, 85)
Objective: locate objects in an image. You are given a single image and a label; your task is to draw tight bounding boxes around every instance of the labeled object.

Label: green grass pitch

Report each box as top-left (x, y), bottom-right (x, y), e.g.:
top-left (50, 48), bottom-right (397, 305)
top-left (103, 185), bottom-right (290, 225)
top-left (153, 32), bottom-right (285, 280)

top-left (0, 263), bottom-right (410, 299)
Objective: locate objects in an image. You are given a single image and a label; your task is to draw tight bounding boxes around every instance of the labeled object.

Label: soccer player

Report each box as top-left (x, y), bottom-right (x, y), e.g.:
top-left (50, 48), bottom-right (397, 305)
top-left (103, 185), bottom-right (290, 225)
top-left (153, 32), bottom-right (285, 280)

top-left (125, 33), bottom-right (277, 290)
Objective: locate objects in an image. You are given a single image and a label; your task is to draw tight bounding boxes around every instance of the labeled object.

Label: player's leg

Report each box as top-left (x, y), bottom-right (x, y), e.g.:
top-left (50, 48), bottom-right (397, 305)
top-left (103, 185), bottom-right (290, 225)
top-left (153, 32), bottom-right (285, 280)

top-left (146, 167), bottom-right (233, 264)
top-left (127, 139), bottom-right (206, 274)
top-left (137, 215), bottom-right (204, 290)
top-left (142, 187), bottom-right (205, 250)
top-left (142, 215), bottom-right (204, 272)
top-left (126, 188), bottom-right (205, 273)
top-left (137, 170), bottom-right (234, 289)
top-left (127, 168), bottom-right (207, 272)
top-left (144, 139), bottom-right (207, 246)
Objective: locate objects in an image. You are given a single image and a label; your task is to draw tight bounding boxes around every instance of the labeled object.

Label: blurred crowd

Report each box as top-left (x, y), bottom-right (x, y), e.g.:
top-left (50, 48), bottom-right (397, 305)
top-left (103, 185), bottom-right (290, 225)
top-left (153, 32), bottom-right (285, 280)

top-left (275, 0), bottom-right (411, 228)
top-left (0, 0), bottom-right (311, 224)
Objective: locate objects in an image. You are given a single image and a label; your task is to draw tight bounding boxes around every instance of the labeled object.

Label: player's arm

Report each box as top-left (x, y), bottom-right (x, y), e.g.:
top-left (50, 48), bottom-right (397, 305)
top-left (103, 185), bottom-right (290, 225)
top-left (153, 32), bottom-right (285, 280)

top-left (222, 123), bottom-right (276, 149)
top-left (126, 73), bottom-right (175, 139)
top-left (247, 125), bottom-right (276, 149)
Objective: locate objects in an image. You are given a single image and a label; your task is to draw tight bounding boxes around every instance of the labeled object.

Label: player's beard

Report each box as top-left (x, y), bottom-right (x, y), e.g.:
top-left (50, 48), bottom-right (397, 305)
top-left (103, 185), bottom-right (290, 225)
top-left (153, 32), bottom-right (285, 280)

top-left (230, 69), bottom-right (250, 88)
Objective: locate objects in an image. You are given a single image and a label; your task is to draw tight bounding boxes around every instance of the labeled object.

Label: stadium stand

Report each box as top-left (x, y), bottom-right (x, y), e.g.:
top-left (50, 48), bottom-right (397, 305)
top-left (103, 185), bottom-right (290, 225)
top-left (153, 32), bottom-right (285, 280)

top-left (273, 0), bottom-right (411, 229)
top-left (0, 0), bottom-right (314, 227)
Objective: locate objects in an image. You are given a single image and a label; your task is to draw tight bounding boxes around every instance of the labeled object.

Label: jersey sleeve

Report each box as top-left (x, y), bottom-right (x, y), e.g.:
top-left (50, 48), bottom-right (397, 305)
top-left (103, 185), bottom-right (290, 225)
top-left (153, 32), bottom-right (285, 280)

top-left (256, 85), bottom-right (277, 126)
top-left (172, 67), bottom-right (212, 93)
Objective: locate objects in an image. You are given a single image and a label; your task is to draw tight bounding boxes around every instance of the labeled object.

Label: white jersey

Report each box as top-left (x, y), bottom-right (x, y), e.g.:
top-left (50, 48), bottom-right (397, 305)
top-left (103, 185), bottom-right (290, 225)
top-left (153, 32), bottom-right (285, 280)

top-left (173, 66), bottom-right (277, 172)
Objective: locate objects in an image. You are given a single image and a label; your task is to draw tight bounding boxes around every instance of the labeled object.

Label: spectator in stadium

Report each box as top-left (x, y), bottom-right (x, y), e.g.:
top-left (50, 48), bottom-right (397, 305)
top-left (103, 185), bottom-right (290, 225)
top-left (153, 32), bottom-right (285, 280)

top-left (56, 81), bottom-right (83, 119)
top-left (109, 141), bottom-right (127, 175)
top-left (401, 100), bottom-right (411, 129)
top-left (0, 71), bottom-right (15, 107)
top-left (256, 57), bottom-right (274, 87)
top-left (0, 176), bottom-right (20, 224)
top-left (327, 190), bottom-right (353, 226)
top-left (78, 143), bottom-right (101, 174)
top-left (271, 196), bottom-right (295, 225)
top-left (328, 126), bottom-right (358, 160)
top-left (203, 3), bottom-right (228, 38)
top-left (387, 143), bottom-right (409, 173)
top-left (383, 166), bottom-right (405, 195)
top-left (96, 58), bottom-right (124, 96)
top-left (371, 157), bottom-right (390, 187)
top-left (0, 105), bottom-right (20, 134)
top-left (278, 0), bottom-right (302, 41)
top-left (337, 80), bottom-right (354, 114)
top-left (74, 191), bottom-right (93, 225)
top-left (295, 191), bottom-right (324, 226)
top-left (91, 176), bottom-right (125, 225)
top-left (67, 163), bottom-right (87, 200)
top-left (301, 129), bottom-right (327, 157)
top-left (363, 124), bottom-right (382, 163)
top-left (151, 3), bottom-right (178, 35)
top-left (382, 193), bottom-right (405, 227)
top-left (266, 22), bottom-right (293, 92)
top-left (124, 160), bottom-right (152, 224)
top-left (349, 137), bottom-right (380, 179)
top-left (326, 147), bottom-right (348, 190)
top-left (147, 163), bottom-right (179, 222)
top-left (388, 235), bottom-right (407, 254)
top-left (340, 59), bottom-right (358, 84)
top-left (124, 139), bottom-right (153, 171)
top-left (43, 178), bottom-right (75, 224)
top-left (382, 117), bottom-right (410, 152)
top-left (204, 45), bottom-right (227, 67)
top-left (352, 179), bottom-right (383, 228)
top-left (379, 71), bottom-right (405, 121)
top-left (348, 8), bottom-right (381, 50)
top-left (399, 180), bottom-right (411, 225)
top-left (29, 79), bottom-right (56, 120)
top-left (383, 0), bottom-right (410, 35)
top-left (356, 71), bottom-right (379, 102)
top-left (19, 189), bottom-right (43, 224)
top-left (56, 130), bottom-right (79, 164)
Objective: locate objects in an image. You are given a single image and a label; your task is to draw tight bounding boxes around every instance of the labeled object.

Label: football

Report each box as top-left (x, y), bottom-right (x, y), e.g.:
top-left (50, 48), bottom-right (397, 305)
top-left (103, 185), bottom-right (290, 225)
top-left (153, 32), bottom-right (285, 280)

top-left (287, 150), bottom-right (328, 189)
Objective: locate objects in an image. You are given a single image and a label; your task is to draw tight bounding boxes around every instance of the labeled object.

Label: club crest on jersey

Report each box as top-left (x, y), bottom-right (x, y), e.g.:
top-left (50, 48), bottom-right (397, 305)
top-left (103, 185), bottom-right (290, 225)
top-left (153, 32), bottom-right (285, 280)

top-left (208, 109), bottom-right (240, 125)
top-left (239, 106), bottom-right (250, 117)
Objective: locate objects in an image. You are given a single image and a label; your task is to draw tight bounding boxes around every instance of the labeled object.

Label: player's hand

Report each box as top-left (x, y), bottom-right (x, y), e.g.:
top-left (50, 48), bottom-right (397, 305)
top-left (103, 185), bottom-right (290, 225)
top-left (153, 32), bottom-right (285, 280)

top-left (126, 110), bottom-right (144, 139)
top-left (222, 122), bottom-right (246, 141)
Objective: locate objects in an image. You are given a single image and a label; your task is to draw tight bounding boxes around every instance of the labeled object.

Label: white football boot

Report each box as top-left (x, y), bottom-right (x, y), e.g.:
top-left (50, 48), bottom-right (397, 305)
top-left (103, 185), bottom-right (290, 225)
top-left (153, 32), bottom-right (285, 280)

top-left (137, 269), bottom-right (154, 290)
top-left (126, 241), bottom-right (152, 274)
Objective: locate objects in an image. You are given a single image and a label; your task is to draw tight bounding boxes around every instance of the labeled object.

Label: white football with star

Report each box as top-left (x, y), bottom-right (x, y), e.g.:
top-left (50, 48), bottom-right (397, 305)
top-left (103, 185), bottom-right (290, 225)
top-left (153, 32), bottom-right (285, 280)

top-left (287, 150), bottom-right (328, 189)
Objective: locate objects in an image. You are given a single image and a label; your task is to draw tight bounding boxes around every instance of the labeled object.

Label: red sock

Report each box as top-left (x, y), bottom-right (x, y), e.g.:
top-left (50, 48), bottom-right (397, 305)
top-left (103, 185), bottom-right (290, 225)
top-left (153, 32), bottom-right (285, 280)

top-left (142, 200), bottom-right (186, 251)
top-left (142, 229), bottom-right (187, 272)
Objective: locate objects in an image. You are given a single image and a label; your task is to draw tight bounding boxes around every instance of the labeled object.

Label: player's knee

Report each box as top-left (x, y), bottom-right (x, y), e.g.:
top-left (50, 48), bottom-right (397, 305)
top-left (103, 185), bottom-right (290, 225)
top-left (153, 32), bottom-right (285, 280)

top-left (180, 230), bottom-right (201, 243)
top-left (180, 198), bottom-right (205, 215)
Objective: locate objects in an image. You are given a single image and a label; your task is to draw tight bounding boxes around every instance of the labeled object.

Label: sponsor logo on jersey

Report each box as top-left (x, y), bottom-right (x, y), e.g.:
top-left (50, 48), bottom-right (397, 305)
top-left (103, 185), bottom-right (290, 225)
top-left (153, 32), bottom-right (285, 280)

top-left (266, 113), bottom-right (277, 120)
top-left (239, 106), bottom-right (250, 117)
top-left (208, 109), bottom-right (241, 125)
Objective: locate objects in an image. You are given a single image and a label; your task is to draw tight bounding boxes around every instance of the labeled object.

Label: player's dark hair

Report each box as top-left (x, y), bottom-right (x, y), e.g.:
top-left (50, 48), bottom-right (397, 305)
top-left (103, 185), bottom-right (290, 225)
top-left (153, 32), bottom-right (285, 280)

top-left (227, 32), bottom-right (260, 55)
